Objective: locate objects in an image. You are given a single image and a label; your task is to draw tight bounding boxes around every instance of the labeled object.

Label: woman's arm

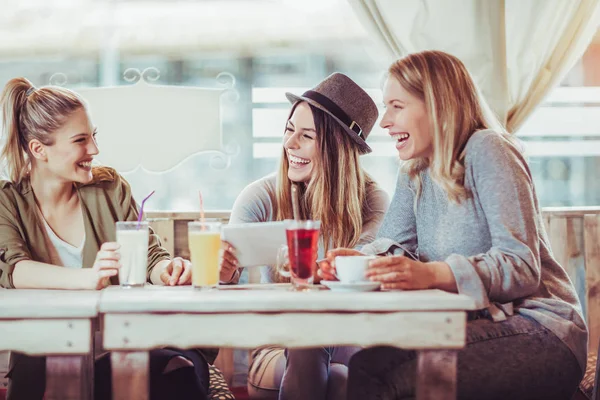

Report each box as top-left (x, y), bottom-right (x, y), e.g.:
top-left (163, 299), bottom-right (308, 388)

top-left (444, 133), bottom-right (542, 307)
top-left (12, 260), bottom-right (92, 289)
top-left (12, 242), bottom-right (121, 290)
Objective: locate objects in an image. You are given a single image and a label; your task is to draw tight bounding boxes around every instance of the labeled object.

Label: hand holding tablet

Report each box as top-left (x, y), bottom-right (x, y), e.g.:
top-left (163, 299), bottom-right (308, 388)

top-left (221, 221), bottom-right (287, 267)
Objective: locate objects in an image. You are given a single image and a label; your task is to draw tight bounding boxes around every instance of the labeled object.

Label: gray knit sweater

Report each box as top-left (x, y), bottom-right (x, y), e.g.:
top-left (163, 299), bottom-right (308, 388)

top-left (362, 129), bottom-right (588, 372)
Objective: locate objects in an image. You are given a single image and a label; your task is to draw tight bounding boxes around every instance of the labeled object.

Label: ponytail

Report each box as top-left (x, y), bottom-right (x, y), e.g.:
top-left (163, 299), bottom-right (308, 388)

top-left (0, 78), bottom-right (33, 182)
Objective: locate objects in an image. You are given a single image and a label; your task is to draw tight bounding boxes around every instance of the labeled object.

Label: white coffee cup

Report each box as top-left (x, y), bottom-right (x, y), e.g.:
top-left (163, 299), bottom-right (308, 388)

top-left (334, 255), bottom-right (376, 283)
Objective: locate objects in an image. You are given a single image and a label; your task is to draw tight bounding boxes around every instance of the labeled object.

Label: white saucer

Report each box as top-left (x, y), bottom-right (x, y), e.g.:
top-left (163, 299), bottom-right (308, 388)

top-left (321, 280), bottom-right (381, 292)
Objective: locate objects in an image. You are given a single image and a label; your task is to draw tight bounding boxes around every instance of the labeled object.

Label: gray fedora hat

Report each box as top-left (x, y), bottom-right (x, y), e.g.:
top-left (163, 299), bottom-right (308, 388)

top-left (285, 72), bottom-right (378, 154)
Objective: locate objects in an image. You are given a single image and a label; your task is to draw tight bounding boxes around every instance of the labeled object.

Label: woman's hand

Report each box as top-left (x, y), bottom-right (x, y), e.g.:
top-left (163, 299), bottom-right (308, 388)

top-left (159, 257), bottom-right (192, 286)
top-left (219, 240), bottom-right (239, 283)
top-left (366, 256), bottom-right (455, 291)
top-left (317, 248), bottom-right (365, 281)
top-left (89, 242), bottom-right (121, 290)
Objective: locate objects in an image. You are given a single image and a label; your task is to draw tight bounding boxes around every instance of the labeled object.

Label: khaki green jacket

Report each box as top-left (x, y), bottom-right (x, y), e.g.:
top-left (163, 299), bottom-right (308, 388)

top-left (0, 167), bottom-right (168, 288)
top-left (0, 167), bottom-right (218, 399)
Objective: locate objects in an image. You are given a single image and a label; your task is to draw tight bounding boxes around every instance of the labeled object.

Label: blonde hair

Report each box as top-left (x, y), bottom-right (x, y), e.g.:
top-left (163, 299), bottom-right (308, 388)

top-left (389, 50), bottom-right (510, 203)
top-left (0, 77), bottom-right (87, 183)
top-left (274, 102), bottom-right (375, 282)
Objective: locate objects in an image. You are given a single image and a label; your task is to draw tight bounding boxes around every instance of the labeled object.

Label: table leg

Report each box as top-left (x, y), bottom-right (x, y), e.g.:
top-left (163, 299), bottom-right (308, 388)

top-left (46, 355), bottom-right (93, 400)
top-left (416, 350), bottom-right (458, 400)
top-left (111, 351), bottom-right (149, 400)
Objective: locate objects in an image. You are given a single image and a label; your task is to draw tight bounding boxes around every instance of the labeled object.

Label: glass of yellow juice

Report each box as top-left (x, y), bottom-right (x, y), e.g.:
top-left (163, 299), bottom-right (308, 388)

top-left (188, 220), bottom-right (221, 290)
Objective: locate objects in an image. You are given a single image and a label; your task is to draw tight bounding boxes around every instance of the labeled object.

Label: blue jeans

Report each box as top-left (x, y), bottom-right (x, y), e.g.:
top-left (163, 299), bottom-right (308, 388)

top-left (247, 345), bottom-right (360, 400)
top-left (347, 314), bottom-right (583, 400)
top-left (280, 346), bottom-right (361, 400)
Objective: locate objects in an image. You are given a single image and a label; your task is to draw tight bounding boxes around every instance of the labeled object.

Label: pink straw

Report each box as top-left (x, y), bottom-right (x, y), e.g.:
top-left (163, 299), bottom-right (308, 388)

top-left (137, 190), bottom-right (156, 228)
top-left (199, 190), bottom-right (206, 230)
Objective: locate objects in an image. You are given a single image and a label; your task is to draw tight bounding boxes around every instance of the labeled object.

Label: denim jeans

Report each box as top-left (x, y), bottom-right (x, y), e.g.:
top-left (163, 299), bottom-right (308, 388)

top-left (247, 345), bottom-right (360, 400)
top-left (280, 346), bottom-right (361, 400)
top-left (347, 314), bottom-right (583, 400)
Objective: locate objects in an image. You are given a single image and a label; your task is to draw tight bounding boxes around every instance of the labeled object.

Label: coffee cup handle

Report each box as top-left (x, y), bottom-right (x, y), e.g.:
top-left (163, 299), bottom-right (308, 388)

top-left (276, 245), bottom-right (291, 278)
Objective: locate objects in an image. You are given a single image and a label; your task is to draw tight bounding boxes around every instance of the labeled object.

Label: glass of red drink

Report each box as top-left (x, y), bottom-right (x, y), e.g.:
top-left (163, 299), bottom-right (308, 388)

top-left (276, 220), bottom-right (321, 290)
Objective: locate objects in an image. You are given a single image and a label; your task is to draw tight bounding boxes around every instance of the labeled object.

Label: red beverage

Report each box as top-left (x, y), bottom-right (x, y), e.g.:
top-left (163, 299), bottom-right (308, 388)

top-left (286, 228), bottom-right (319, 281)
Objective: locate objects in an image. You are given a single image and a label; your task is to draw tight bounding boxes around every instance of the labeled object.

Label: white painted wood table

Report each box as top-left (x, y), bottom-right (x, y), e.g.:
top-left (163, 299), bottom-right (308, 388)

top-left (99, 285), bottom-right (475, 400)
top-left (0, 289), bottom-right (99, 400)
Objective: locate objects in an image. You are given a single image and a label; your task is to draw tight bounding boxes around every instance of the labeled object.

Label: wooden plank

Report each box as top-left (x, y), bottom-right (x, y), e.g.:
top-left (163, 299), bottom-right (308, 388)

top-left (46, 355), bottom-right (93, 400)
top-left (144, 207), bottom-right (600, 224)
top-left (0, 290), bottom-right (99, 318)
top-left (146, 211), bottom-right (230, 222)
top-left (98, 287), bottom-right (475, 313)
top-left (584, 214), bottom-right (600, 355)
top-left (174, 219), bottom-right (191, 260)
top-left (542, 207), bottom-right (600, 217)
top-left (0, 351), bottom-right (9, 390)
top-left (548, 216), bottom-right (579, 283)
top-left (0, 319), bottom-right (92, 354)
top-left (111, 351), bottom-right (149, 400)
top-left (416, 350), bottom-right (457, 400)
top-left (103, 311), bottom-right (467, 350)
top-left (148, 218), bottom-right (175, 256)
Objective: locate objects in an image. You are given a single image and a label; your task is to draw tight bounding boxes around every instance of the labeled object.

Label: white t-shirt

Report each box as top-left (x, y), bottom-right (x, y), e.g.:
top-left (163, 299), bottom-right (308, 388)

top-left (41, 218), bottom-right (84, 269)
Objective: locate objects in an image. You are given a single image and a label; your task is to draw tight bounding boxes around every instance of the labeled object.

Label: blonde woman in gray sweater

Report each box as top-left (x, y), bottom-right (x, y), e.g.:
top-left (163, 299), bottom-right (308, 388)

top-left (320, 51), bottom-right (587, 400)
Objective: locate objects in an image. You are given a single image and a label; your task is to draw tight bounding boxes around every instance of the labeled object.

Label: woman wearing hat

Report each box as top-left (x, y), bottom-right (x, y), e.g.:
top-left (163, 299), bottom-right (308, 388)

top-left (219, 72), bottom-right (389, 400)
top-left (320, 51), bottom-right (587, 399)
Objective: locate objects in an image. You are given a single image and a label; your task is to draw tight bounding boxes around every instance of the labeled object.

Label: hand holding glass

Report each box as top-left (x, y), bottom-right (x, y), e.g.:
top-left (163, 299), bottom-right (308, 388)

top-left (276, 220), bottom-right (320, 290)
top-left (116, 221), bottom-right (149, 287)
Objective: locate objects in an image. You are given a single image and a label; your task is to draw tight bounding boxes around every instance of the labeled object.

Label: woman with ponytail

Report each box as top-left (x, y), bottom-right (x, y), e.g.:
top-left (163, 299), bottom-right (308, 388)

top-left (0, 78), bottom-right (215, 400)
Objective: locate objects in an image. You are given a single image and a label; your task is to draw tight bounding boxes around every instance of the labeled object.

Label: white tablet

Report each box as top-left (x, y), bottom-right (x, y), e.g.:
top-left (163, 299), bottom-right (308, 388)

top-left (221, 221), bottom-right (287, 267)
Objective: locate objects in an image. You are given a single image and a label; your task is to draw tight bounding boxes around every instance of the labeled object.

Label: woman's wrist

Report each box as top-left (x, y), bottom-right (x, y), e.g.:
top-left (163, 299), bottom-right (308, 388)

top-left (150, 259), bottom-right (171, 285)
top-left (220, 268), bottom-right (239, 284)
top-left (428, 261), bottom-right (458, 293)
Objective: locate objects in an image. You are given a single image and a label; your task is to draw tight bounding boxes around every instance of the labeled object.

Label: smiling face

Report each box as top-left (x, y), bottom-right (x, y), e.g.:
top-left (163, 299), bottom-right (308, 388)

top-left (380, 76), bottom-right (433, 161)
top-left (283, 102), bottom-right (318, 183)
top-left (32, 107), bottom-right (99, 184)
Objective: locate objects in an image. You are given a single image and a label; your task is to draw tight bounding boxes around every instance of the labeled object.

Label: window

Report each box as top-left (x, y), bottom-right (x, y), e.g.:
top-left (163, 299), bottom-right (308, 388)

top-left (1, 1), bottom-right (599, 210)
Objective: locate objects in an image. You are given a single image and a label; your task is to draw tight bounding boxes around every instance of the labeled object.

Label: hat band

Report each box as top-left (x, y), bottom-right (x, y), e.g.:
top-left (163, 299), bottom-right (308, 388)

top-left (302, 90), bottom-right (363, 137)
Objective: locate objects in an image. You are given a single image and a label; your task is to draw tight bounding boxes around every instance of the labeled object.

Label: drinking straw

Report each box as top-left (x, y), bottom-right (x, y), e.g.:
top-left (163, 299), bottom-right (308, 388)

top-left (199, 190), bottom-right (206, 230)
top-left (137, 190), bottom-right (155, 229)
top-left (291, 184), bottom-right (300, 221)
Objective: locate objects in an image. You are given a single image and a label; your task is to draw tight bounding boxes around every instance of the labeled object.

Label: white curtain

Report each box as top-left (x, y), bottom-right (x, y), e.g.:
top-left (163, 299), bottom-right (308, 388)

top-left (349, 0), bottom-right (600, 133)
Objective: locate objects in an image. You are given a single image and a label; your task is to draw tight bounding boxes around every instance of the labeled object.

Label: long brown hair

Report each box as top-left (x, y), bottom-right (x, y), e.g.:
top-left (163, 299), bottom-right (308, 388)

top-left (0, 77), bottom-right (87, 183)
top-left (388, 50), bottom-right (510, 203)
top-left (276, 102), bottom-right (375, 254)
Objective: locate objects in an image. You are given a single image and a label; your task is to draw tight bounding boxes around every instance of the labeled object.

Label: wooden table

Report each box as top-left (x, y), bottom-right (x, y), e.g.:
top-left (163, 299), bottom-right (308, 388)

top-left (0, 289), bottom-right (99, 400)
top-left (99, 285), bottom-right (475, 400)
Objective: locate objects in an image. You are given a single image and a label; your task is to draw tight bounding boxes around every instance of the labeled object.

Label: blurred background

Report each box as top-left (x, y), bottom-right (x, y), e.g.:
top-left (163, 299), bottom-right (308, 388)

top-left (1, 0), bottom-right (600, 211)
